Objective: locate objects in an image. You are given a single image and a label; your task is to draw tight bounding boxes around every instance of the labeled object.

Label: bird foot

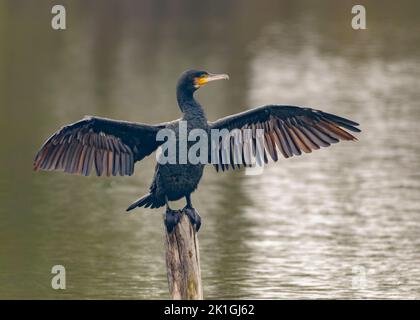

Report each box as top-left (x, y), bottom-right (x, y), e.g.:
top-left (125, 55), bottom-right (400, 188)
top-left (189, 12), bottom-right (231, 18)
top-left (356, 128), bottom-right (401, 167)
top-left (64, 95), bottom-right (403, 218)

top-left (183, 206), bottom-right (201, 232)
top-left (164, 209), bottom-right (182, 233)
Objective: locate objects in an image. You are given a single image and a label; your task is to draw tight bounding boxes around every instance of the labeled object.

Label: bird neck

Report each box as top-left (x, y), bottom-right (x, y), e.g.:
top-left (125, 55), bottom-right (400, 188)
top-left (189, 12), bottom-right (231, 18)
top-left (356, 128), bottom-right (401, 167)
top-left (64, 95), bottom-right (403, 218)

top-left (177, 89), bottom-right (206, 120)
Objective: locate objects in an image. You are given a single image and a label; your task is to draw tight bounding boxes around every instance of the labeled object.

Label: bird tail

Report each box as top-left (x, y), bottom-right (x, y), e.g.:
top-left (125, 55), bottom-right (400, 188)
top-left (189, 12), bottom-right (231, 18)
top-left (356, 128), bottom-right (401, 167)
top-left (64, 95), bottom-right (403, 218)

top-left (126, 193), bottom-right (163, 211)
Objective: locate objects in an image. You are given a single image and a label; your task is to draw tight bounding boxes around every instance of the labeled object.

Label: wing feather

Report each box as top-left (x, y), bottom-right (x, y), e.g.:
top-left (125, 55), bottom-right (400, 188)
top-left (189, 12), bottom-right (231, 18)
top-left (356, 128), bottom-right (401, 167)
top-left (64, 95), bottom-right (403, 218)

top-left (34, 116), bottom-right (165, 176)
top-left (209, 105), bottom-right (360, 171)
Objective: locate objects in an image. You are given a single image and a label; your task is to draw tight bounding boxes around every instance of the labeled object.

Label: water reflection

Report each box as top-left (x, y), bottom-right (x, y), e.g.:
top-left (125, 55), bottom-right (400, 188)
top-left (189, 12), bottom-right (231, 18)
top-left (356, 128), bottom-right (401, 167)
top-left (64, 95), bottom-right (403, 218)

top-left (1, 0), bottom-right (420, 299)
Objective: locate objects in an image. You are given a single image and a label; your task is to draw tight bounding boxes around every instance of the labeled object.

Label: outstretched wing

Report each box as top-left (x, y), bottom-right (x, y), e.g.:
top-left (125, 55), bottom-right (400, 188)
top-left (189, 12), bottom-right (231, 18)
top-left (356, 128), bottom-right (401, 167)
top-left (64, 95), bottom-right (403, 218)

top-left (34, 116), bottom-right (166, 176)
top-left (209, 105), bottom-right (361, 171)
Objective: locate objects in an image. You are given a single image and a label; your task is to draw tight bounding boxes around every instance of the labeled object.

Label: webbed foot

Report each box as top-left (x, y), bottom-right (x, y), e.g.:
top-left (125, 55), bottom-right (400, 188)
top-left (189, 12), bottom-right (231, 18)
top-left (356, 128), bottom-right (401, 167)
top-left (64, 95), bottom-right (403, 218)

top-left (183, 206), bottom-right (202, 232)
top-left (164, 209), bottom-right (182, 233)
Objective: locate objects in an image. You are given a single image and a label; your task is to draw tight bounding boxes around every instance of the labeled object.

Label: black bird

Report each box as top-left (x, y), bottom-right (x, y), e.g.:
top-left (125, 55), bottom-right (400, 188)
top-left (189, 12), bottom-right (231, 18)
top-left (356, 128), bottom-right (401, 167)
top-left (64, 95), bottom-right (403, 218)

top-left (34, 69), bottom-right (360, 232)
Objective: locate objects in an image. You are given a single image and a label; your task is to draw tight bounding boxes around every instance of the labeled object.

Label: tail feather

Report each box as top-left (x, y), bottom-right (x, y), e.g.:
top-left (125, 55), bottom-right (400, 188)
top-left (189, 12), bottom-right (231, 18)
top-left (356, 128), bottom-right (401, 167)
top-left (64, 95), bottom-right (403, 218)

top-left (126, 193), bottom-right (155, 212)
top-left (126, 193), bottom-right (165, 211)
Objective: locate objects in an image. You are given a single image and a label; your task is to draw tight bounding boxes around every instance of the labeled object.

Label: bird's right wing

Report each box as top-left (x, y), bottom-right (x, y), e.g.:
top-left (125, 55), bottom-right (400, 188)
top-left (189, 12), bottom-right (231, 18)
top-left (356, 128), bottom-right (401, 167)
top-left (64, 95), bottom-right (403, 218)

top-left (34, 116), bottom-right (166, 176)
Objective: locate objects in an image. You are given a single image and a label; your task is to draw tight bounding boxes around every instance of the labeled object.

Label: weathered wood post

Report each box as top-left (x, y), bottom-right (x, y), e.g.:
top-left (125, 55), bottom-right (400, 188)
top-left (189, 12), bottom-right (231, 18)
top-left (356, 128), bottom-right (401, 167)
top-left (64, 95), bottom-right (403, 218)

top-left (164, 209), bottom-right (203, 299)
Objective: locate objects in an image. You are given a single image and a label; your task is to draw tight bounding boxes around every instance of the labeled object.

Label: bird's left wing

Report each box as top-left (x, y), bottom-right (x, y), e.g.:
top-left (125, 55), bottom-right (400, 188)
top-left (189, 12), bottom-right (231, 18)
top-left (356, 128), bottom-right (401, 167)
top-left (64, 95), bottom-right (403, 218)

top-left (34, 116), bottom-right (166, 176)
top-left (208, 105), bottom-right (360, 171)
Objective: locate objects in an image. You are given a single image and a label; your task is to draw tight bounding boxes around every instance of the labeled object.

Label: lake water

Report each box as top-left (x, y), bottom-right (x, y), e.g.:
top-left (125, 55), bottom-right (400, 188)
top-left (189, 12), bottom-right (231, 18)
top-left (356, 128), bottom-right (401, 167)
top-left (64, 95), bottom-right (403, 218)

top-left (1, 0), bottom-right (420, 299)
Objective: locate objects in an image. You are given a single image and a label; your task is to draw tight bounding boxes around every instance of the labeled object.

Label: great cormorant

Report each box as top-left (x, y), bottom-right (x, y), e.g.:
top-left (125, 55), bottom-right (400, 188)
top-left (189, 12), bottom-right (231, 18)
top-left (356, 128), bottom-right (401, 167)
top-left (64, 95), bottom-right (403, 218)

top-left (34, 69), bottom-right (360, 232)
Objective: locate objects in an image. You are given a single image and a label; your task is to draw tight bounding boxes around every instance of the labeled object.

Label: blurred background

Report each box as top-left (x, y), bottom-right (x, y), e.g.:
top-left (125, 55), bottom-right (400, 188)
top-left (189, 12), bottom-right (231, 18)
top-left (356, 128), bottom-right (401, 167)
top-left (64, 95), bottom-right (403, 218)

top-left (1, 0), bottom-right (420, 299)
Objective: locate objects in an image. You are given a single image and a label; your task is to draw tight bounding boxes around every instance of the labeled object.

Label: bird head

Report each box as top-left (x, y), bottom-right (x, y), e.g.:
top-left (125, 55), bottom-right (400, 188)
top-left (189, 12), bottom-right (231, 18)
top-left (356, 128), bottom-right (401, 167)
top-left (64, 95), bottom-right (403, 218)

top-left (177, 69), bottom-right (229, 94)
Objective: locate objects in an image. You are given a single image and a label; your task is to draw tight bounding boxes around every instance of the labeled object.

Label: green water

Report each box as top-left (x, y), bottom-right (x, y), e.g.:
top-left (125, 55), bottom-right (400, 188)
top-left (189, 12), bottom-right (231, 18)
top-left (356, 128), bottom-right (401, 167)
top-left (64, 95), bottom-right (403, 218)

top-left (1, 0), bottom-right (420, 299)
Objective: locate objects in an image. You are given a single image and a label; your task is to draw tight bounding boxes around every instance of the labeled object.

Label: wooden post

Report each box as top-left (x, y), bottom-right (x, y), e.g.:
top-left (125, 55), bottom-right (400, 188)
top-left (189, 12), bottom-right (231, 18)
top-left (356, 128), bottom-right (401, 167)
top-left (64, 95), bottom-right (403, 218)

top-left (164, 209), bottom-right (203, 300)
